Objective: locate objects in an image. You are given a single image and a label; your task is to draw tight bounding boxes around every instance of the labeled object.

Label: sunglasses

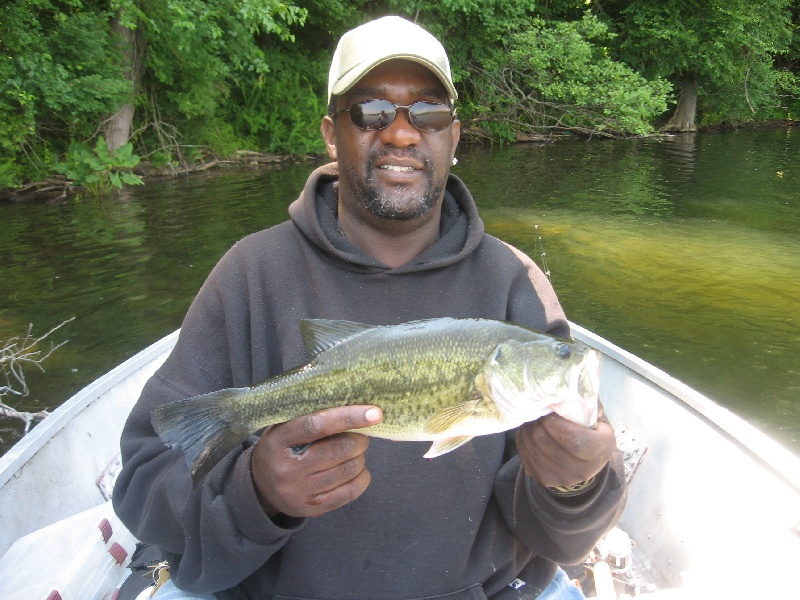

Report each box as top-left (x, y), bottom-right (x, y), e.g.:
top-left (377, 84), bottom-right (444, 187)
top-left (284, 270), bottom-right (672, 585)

top-left (336, 99), bottom-right (455, 132)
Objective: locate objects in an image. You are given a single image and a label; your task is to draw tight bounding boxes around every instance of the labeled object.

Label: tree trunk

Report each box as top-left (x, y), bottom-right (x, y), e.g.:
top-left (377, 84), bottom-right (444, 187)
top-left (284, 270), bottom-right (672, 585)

top-left (662, 80), bottom-right (698, 133)
top-left (105, 12), bottom-right (141, 153)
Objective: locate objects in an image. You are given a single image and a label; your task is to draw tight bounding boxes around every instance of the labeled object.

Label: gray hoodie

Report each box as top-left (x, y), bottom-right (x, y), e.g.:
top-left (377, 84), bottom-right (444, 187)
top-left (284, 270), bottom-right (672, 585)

top-left (113, 163), bottom-right (626, 600)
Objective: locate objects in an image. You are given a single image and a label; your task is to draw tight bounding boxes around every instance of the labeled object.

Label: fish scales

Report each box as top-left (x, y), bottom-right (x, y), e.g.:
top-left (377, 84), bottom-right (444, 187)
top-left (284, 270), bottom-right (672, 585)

top-left (151, 318), bottom-right (600, 483)
top-left (228, 321), bottom-right (499, 439)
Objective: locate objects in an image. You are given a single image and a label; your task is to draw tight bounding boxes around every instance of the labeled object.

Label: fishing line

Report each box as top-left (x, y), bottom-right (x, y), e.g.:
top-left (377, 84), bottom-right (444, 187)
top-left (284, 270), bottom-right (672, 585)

top-left (534, 225), bottom-right (551, 282)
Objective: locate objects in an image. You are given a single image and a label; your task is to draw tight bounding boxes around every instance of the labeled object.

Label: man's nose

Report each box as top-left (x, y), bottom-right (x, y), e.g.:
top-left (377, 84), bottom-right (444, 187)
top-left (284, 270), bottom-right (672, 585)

top-left (377, 107), bottom-right (422, 147)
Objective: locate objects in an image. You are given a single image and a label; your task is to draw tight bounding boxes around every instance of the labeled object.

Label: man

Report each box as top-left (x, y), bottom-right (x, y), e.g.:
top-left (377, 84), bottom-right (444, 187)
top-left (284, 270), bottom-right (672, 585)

top-left (113, 15), bottom-right (626, 600)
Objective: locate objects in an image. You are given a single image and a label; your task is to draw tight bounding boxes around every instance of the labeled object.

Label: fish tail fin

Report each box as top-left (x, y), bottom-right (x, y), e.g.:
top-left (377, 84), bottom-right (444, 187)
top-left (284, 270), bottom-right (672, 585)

top-left (151, 388), bottom-right (251, 485)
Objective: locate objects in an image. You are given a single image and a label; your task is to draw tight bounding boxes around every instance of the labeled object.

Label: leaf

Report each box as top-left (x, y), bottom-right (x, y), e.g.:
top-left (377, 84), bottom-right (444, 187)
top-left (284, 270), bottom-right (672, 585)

top-left (121, 172), bottom-right (144, 186)
top-left (94, 137), bottom-right (112, 163)
top-left (114, 142), bottom-right (133, 161)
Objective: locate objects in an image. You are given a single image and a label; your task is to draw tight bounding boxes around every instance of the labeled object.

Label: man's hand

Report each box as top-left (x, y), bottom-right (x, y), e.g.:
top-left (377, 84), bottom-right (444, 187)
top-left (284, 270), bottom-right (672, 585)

top-left (251, 405), bottom-right (382, 518)
top-left (515, 401), bottom-right (616, 489)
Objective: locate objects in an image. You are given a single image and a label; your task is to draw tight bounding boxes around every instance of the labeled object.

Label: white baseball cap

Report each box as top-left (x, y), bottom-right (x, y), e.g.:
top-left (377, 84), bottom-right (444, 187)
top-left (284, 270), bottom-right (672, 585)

top-left (327, 16), bottom-right (458, 104)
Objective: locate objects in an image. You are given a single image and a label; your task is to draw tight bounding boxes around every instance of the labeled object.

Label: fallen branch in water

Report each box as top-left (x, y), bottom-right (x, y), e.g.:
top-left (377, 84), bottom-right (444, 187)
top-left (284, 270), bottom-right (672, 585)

top-left (0, 318), bottom-right (75, 433)
top-left (0, 402), bottom-right (51, 434)
top-left (0, 177), bottom-right (73, 203)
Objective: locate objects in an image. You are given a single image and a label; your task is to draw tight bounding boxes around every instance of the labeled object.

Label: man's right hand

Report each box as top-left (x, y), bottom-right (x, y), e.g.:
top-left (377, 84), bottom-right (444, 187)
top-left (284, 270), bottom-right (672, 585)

top-left (251, 405), bottom-right (382, 518)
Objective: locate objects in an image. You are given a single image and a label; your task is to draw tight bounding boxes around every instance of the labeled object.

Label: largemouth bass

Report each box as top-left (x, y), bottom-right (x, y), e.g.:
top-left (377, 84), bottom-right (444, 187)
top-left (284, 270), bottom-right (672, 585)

top-left (152, 318), bottom-right (600, 483)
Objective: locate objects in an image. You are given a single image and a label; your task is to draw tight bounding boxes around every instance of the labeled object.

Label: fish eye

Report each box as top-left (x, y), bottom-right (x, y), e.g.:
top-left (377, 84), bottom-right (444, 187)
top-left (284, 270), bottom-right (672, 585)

top-left (556, 343), bottom-right (571, 359)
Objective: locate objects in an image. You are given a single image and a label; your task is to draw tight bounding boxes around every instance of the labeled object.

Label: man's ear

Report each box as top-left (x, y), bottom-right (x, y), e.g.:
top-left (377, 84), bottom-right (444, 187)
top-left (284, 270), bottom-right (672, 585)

top-left (321, 116), bottom-right (337, 161)
top-left (450, 118), bottom-right (461, 159)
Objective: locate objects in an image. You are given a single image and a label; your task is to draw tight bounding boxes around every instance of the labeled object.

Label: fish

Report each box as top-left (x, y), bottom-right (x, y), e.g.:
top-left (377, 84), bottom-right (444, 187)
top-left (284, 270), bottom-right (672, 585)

top-left (151, 318), bottom-right (601, 483)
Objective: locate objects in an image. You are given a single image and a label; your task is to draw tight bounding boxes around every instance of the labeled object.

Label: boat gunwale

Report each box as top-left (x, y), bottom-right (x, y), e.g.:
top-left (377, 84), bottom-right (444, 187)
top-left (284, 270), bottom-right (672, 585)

top-left (571, 321), bottom-right (800, 495)
top-left (0, 329), bottom-right (180, 490)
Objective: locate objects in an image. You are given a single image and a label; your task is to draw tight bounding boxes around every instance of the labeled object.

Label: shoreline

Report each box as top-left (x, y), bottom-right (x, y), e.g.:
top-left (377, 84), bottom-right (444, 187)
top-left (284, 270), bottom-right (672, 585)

top-left (3, 119), bottom-right (796, 204)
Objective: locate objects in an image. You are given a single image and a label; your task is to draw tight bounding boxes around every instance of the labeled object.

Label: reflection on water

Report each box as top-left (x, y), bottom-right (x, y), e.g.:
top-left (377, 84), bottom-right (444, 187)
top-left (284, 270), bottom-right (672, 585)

top-left (468, 128), bottom-right (800, 451)
top-left (1, 129), bottom-right (798, 455)
top-left (485, 210), bottom-right (800, 436)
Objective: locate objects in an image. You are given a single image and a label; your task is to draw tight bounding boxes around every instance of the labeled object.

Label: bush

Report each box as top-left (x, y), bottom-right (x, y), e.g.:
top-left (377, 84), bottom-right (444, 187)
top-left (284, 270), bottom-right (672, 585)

top-left (462, 13), bottom-right (671, 139)
top-left (54, 138), bottom-right (143, 195)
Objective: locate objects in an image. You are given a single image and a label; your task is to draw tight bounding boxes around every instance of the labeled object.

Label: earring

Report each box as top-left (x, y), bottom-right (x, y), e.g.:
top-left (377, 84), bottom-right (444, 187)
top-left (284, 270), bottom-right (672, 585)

top-left (451, 157), bottom-right (458, 166)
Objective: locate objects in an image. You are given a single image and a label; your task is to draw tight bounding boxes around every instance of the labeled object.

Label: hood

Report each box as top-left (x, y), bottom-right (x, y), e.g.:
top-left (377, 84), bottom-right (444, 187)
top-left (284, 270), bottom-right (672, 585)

top-left (288, 163), bottom-right (486, 274)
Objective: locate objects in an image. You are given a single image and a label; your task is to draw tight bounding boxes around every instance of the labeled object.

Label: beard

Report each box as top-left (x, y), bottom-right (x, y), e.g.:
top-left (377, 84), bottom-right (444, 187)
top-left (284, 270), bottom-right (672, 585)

top-left (357, 149), bottom-right (447, 221)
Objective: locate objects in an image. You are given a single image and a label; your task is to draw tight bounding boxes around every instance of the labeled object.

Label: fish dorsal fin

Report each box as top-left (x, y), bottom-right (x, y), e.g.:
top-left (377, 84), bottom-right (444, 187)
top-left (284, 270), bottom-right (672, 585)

top-left (299, 319), bottom-right (376, 357)
top-left (423, 399), bottom-right (480, 435)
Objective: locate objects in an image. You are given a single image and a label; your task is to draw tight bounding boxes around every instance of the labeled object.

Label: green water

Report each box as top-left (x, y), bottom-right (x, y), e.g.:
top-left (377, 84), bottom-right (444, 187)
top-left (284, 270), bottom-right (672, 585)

top-left (1, 129), bottom-right (798, 455)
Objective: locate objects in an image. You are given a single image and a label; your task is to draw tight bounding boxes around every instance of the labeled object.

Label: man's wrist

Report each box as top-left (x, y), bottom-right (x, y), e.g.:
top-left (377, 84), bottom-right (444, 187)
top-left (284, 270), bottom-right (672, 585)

top-left (547, 474), bottom-right (599, 498)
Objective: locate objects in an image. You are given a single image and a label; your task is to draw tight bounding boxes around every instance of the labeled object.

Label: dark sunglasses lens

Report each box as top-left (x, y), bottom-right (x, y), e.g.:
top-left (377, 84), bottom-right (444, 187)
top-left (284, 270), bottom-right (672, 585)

top-left (408, 102), bottom-right (453, 132)
top-left (351, 100), bottom-right (396, 130)
top-left (349, 100), bottom-right (453, 131)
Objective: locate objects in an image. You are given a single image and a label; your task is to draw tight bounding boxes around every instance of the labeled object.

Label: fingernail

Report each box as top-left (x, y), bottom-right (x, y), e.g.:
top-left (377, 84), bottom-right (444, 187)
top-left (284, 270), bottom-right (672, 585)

top-left (365, 407), bottom-right (382, 423)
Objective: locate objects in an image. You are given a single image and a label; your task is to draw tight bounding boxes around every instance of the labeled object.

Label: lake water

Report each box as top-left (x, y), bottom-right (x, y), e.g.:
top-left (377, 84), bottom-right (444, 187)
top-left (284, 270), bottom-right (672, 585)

top-left (1, 128), bottom-right (798, 456)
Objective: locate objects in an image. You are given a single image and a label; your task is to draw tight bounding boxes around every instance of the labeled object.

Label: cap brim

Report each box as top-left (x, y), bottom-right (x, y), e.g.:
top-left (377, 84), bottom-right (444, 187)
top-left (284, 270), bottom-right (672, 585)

top-left (330, 55), bottom-right (458, 103)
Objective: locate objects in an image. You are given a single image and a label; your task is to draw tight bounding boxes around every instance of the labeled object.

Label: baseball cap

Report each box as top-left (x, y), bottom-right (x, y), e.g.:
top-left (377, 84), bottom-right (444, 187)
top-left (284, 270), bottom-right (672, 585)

top-left (327, 16), bottom-right (458, 104)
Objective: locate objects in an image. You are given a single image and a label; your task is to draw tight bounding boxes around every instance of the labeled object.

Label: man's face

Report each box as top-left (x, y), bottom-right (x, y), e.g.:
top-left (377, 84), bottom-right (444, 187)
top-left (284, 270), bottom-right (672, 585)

top-left (322, 60), bottom-right (460, 222)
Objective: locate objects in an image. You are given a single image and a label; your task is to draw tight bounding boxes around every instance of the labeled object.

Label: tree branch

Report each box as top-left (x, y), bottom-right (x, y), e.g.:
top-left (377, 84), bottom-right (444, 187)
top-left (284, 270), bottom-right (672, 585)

top-left (0, 318), bottom-right (75, 433)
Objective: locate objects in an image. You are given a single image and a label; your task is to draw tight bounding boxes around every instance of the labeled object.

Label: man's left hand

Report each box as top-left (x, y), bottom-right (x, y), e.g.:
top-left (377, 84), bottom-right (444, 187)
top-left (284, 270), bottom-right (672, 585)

top-left (515, 401), bottom-right (616, 489)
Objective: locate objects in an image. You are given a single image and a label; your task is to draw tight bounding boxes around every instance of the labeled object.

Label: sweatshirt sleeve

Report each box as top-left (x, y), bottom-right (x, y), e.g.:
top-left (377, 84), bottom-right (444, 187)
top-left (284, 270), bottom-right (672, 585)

top-left (112, 246), bottom-right (304, 594)
top-left (497, 243), bottom-right (628, 565)
top-left (494, 449), bottom-right (627, 565)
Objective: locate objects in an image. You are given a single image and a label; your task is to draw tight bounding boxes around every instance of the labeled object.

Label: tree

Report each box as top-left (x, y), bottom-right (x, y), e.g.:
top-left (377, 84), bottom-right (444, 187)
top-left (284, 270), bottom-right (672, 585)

top-left (0, 1), bottom-right (133, 187)
top-left (2, 0), bottom-right (797, 190)
top-left (772, 0), bottom-right (800, 119)
top-left (111, 0), bottom-right (312, 163)
top-left (595, 0), bottom-right (794, 130)
top-left (469, 13), bottom-right (671, 139)
top-left (0, 0), bottom-right (310, 189)
top-left (382, 1), bottom-right (670, 139)
top-left (105, 6), bottom-right (142, 152)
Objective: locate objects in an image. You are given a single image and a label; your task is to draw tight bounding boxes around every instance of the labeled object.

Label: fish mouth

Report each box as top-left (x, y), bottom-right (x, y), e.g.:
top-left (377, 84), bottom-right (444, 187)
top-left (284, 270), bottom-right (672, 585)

top-left (556, 348), bottom-right (600, 427)
top-left (577, 349), bottom-right (600, 401)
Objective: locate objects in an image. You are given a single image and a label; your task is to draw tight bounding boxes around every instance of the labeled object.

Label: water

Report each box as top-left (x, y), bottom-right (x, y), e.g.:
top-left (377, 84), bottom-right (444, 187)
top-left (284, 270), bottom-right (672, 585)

top-left (1, 129), bottom-right (798, 455)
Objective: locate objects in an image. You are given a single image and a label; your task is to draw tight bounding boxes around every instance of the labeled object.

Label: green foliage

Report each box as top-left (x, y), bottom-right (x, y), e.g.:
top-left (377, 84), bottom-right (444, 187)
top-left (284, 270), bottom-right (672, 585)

top-left (1, 0), bottom-right (799, 190)
top-left (597, 0), bottom-right (794, 125)
top-left (230, 51), bottom-right (328, 154)
top-left (518, 14), bottom-right (670, 133)
top-left (54, 137), bottom-right (143, 194)
top-left (0, 1), bottom-right (133, 170)
top-left (774, 70), bottom-right (800, 119)
top-left (462, 12), bottom-right (670, 138)
top-left (127, 0), bottom-right (308, 119)
top-left (0, 160), bottom-right (21, 190)
top-left (772, 2), bottom-right (800, 120)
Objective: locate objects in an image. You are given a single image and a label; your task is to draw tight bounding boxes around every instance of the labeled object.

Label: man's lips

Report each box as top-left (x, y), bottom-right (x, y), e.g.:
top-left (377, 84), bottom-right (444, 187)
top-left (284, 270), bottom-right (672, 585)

top-left (373, 154), bottom-right (425, 173)
top-left (372, 160), bottom-right (424, 182)
top-left (378, 164), bottom-right (416, 173)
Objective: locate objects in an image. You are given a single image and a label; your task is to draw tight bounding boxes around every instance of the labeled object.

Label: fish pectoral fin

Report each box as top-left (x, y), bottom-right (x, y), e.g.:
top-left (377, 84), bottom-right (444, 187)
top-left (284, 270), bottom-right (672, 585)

top-left (423, 399), bottom-right (479, 435)
top-left (424, 436), bottom-right (475, 458)
top-left (299, 319), bottom-right (375, 356)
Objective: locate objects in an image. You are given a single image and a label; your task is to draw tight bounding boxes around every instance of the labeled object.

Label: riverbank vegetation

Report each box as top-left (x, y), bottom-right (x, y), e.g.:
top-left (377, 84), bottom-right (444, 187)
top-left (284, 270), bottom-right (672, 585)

top-left (2, 0), bottom-right (798, 195)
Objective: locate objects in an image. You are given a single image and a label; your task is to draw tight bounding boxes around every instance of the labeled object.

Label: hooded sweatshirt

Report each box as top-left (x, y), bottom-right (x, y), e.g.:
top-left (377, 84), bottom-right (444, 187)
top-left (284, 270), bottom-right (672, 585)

top-left (113, 163), bottom-right (626, 600)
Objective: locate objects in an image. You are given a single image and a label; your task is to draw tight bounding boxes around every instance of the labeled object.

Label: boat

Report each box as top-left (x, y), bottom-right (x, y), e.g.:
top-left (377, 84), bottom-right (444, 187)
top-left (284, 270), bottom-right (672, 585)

top-left (0, 324), bottom-right (798, 599)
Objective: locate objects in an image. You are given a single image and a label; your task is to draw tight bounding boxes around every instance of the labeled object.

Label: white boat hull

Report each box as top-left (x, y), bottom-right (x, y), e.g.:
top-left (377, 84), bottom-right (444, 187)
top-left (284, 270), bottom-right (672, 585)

top-left (0, 331), bottom-right (178, 557)
top-left (572, 323), bottom-right (800, 597)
